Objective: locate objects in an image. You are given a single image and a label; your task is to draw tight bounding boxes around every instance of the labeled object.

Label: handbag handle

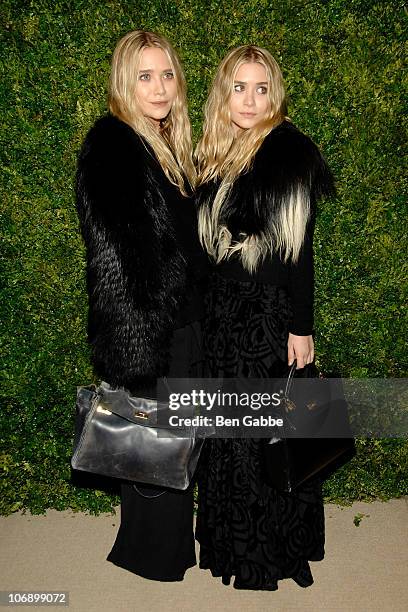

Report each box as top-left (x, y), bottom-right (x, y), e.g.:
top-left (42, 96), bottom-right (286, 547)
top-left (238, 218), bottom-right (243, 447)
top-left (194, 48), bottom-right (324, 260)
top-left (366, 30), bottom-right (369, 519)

top-left (284, 359), bottom-right (318, 399)
top-left (284, 359), bottom-right (298, 398)
top-left (132, 484), bottom-right (166, 499)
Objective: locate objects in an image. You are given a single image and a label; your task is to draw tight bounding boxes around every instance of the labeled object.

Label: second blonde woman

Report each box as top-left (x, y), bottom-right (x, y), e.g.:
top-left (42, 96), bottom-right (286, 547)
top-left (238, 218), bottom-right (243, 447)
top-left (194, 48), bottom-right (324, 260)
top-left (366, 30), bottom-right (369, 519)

top-left (195, 45), bottom-right (335, 590)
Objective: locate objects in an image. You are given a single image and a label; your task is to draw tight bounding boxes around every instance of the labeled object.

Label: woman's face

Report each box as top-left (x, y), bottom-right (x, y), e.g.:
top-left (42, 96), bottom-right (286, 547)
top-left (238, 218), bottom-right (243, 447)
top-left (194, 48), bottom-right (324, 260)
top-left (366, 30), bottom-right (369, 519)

top-left (135, 47), bottom-right (177, 129)
top-left (229, 62), bottom-right (270, 134)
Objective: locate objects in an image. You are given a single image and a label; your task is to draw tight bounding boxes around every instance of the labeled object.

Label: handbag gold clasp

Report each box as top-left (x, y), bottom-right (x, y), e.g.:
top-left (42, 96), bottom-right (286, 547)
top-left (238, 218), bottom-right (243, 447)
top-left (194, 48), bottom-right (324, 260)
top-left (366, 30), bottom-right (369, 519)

top-left (283, 399), bottom-right (296, 412)
top-left (96, 405), bottom-right (112, 415)
top-left (135, 411), bottom-right (148, 420)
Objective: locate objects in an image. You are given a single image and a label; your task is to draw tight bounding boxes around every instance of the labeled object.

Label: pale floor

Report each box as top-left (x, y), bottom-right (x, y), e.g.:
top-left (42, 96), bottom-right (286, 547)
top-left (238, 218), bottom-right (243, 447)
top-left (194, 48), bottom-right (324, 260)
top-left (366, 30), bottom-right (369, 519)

top-left (0, 498), bottom-right (407, 612)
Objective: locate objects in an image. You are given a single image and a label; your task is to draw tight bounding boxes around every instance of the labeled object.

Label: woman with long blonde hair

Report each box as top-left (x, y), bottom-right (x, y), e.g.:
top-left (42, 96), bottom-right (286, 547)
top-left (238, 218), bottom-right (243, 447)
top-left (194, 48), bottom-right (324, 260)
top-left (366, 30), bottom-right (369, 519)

top-left (75, 30), bottom-right (206, 581)
top-left (195, 45), bottom-right (335, 590)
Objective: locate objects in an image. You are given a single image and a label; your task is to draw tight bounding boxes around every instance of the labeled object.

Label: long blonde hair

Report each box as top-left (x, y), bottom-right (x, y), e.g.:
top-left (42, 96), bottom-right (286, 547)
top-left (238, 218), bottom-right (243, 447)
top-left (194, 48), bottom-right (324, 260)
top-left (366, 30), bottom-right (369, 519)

top-left (109, 30), bottom-right (196, 194)
top-left (196, 45), bottom-right (310, 272)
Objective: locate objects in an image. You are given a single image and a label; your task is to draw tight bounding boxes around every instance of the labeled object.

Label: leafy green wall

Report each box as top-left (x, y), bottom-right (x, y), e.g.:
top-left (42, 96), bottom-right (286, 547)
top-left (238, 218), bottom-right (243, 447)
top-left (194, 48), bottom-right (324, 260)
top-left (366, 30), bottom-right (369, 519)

top-left (1, 0), bottom-right (406, 514)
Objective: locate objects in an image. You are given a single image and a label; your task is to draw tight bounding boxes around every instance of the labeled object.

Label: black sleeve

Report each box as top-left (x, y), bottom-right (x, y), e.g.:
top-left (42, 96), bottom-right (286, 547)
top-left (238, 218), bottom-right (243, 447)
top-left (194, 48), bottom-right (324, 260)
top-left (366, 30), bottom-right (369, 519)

top-left (288, 149), bottom-right (335, 336)
top-left (288, 212), bottom-right (315, 336)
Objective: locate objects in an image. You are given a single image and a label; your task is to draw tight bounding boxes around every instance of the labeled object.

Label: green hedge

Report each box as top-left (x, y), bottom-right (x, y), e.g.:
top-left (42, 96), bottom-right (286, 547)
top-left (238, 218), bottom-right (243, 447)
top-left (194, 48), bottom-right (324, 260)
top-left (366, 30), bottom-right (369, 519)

top-left (1, 0), bottom-right (407, 515)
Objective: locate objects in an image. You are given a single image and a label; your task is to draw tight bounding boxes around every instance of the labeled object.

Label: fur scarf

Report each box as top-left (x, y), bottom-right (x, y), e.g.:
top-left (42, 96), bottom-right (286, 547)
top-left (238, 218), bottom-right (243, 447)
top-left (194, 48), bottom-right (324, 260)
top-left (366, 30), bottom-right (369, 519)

top-left (197, 120), bottom-right (335, 271)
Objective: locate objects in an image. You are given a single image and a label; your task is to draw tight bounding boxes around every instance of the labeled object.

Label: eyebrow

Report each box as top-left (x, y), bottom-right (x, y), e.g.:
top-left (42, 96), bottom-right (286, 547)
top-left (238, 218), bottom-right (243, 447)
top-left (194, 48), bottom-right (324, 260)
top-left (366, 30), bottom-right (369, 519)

top-left (138, 68), bottom-right (174, 73)
top-left (234, 80), bottom-right (268, 85)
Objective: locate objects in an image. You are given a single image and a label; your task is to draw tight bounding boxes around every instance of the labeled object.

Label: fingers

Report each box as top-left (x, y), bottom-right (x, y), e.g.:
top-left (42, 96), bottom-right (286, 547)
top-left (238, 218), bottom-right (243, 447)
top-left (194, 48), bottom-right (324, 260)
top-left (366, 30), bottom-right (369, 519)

top-left (307, 339), bottom-right (315, 365)
top-left (287, 334), bottom-right (315, 369)
top-left (299, 348), bottom-right (314, 369)
top-left (287, 341), bottom-right (295, 366)
top-left (292, 346), bottom-right (313, 369)
top-left (296, 355), bottom-right (306, 369)
top-left (289, 349), bottom-right (307, 369)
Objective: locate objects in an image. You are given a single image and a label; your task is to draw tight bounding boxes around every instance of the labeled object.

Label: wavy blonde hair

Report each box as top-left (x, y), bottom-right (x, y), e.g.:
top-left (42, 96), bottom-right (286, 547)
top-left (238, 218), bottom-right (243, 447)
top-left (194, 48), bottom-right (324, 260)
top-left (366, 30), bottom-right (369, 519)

top-left (109, 30), bottom-right (196, 194)
top-left (196, 45), bottom-right (309, 272)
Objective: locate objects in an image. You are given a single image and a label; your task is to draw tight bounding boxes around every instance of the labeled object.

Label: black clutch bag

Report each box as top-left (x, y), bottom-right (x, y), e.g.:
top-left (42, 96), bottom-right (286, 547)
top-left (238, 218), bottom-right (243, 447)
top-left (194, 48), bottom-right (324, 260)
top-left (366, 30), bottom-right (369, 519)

top-left (71, 381), bottom-right (209, 491)
top-left (261, 360), bottom-right (356, 492)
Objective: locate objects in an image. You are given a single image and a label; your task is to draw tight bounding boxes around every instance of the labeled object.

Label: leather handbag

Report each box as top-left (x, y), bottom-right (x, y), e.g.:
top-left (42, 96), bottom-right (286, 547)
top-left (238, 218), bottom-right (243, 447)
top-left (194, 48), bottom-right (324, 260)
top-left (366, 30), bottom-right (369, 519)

top-left (261, 360), bottom-right (356, 492)
top-left (71, 381), bottom-right (209, 491)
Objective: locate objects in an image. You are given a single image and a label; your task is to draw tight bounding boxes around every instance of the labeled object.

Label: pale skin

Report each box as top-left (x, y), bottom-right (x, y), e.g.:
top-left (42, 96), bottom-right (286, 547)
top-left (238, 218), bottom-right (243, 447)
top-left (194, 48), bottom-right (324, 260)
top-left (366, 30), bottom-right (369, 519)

top-left (135, 46), bottom-right (177, 132)
top-left (230, 62), bottom-right (315, 369)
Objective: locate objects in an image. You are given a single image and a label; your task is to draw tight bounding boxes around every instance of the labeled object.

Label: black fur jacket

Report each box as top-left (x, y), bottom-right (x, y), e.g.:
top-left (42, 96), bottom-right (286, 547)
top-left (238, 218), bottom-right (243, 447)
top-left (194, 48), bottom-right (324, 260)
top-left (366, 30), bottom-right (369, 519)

top-left (75, 114), bottom-right (204, 390)
top-left (197, 119), bottom-right (335, 239)
top-left (196, 120), bottom-right (335, 336)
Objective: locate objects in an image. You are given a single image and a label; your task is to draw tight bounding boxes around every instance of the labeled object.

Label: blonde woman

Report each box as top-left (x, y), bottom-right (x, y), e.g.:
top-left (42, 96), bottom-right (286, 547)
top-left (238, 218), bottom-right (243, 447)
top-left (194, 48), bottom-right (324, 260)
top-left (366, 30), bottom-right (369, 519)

top-left (75, 30), bottom-right (207, 581)
top-left (195, 45), bottom-right (335, 590)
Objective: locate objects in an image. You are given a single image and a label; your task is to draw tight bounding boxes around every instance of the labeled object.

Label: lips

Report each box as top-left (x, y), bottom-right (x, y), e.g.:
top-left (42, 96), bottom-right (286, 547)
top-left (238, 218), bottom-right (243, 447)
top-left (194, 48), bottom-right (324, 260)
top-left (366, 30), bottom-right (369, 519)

top-left (151, 101), bottom-right (169, 106)
top-left (240, 112), bottom-right (256, 117)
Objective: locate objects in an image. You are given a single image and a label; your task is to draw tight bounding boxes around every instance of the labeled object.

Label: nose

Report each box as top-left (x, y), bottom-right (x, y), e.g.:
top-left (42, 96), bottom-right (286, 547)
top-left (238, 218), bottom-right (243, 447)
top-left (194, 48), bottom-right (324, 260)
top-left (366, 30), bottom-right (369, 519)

top-left (243, 88), bottom-right (255, 107)
top-left (153, 75), bottom-right (166, 97)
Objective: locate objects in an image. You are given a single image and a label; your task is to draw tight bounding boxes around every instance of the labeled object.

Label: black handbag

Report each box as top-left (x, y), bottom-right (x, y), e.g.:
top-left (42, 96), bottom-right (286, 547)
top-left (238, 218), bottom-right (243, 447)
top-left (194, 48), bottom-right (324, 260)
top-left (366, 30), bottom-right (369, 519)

top-left (261, 360), bottom-right (356, 492)
top-left (71, 381), bottom-right (208, 491)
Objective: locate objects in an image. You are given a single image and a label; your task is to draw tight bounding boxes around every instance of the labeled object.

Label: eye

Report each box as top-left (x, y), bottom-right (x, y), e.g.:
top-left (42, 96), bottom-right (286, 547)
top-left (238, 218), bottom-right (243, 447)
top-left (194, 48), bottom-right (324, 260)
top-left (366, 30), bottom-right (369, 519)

top-left (139, 73), bottom-right (150, 81)
top-left (257, 86), bottom-right (268, 94)
top-left (163, 71), bottom-right (174, 79)
top-left (233, 83), bottom-right (244, 92)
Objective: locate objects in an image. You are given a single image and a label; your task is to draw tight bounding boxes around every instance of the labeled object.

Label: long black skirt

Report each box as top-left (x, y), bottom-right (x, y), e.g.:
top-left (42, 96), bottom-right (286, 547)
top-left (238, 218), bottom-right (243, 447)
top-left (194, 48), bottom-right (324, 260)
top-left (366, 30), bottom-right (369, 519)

top-left (106, 320), bottom-right (203, 581)
top-left (195, 274), bottom-right (325, 590)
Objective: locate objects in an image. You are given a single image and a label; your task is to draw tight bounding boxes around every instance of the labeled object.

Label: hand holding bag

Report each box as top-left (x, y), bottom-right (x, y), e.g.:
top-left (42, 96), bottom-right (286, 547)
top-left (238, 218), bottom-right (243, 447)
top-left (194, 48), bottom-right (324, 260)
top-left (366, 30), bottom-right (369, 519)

top-left (261, 360), bottom-right (356, 492)
top-left (71, 381), bottom-right (209, 491)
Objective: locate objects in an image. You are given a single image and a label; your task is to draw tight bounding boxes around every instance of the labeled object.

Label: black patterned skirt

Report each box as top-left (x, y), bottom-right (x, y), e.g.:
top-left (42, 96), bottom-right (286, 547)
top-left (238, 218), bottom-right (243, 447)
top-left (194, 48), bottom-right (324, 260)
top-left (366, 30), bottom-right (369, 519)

top-left (195, 273), bottom-right (325, 590)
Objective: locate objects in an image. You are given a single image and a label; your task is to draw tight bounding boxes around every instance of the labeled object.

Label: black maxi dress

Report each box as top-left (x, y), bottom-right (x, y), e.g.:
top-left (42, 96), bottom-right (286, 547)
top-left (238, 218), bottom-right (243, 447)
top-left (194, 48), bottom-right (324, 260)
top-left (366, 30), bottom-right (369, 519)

top-left (195, 217), bottom-right (326, 591)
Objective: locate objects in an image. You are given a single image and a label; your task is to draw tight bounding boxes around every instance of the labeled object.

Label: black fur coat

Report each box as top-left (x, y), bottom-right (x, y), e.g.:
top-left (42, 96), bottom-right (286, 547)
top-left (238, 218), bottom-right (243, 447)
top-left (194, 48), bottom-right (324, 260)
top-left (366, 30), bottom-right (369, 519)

top-left (225, 120), bottom-right (334, 235)
top-left (198, 119), bottom-right (335, 239)
top-left (75, 114), bottom-right (202, 389)
top-left (196, 120), bottom-right (335, 336)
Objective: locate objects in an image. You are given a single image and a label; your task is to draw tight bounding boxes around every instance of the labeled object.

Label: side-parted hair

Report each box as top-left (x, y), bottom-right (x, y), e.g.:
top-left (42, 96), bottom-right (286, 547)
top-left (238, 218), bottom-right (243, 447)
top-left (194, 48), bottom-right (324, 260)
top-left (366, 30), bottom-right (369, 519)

top-left (109, 30), bottom-right (196, 194)
top-left (196, 45), bottom-right (309, 272)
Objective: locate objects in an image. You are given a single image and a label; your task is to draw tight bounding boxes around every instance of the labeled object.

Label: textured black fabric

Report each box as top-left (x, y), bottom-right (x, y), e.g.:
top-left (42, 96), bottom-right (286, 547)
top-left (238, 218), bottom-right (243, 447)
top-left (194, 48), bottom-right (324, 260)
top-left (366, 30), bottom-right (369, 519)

top-left (195, 273), bottom-right (325, 590)
top-left (75, 114), bottom-right (207, 389)
top-left (213, 120), bottom-right (335, 240)
top-left (107, 479), bottom-right (196, 581)
top-left (195, 120), bottom-right (335, 335)
top-left (213, 212), bottom-right (314, 336)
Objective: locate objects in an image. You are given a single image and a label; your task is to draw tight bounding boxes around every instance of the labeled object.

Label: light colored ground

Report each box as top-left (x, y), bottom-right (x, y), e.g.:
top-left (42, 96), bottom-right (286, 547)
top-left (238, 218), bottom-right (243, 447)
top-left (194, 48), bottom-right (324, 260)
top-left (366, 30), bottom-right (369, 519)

top-left (1, 498), bottom-right (407, 612)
